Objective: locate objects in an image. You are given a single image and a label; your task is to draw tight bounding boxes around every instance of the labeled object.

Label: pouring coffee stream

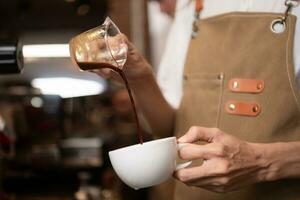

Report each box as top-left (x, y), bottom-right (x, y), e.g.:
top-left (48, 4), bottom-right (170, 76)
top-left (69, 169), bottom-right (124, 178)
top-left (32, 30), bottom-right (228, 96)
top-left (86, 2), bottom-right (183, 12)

top-left (69, 17), bottom-right (144, 144)
top-left (77, 62), bottom-right (144, 144)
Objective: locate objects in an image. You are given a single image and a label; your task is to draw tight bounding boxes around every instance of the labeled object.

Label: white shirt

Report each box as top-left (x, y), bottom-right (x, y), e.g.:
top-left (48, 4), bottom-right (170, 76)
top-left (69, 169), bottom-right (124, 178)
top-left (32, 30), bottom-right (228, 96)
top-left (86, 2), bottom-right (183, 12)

top-left (157, 0), bottom-right (300, 108)
top-left (148, 1), bottom-right (173, 73)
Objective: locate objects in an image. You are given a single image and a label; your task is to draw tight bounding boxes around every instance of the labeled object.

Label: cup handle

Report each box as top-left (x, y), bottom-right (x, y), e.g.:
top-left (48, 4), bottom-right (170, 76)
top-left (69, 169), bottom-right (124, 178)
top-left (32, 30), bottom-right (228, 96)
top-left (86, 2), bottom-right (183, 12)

top-left (175, 143), bottom-right (193, 171)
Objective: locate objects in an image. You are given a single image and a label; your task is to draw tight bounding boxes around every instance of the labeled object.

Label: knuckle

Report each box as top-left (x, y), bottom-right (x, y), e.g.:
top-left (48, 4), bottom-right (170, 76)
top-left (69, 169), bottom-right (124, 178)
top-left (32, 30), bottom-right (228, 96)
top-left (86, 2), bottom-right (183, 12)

top-left (215, 144), bottom-right (226, 157)
top-left (211, 128), bottom-right (221, 134)
top-left (211, 128), bottom-right (224, 138)
top-left (179, 147), bottom-right (189, 160)
top-left (190, 126), bottom-right (199, 133)
top-left (216, 161), bottom-right (230, 174)
top-left (176, 170), bottom-right (190, 182)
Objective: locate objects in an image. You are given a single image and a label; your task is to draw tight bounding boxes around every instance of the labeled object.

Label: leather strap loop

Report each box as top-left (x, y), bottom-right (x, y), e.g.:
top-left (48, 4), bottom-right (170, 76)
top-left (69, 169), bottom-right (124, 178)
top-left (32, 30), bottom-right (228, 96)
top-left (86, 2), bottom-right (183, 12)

top-left (195, 0), bottom-right (203, 13)
top-left (228, 78), bottom-right (265, 93)
top-left (225, 100), bottom-right (261, 117)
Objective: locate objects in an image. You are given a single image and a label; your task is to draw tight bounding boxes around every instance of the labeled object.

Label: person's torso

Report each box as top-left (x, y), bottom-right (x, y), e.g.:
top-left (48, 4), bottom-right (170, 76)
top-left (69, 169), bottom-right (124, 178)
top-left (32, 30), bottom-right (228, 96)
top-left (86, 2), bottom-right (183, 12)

top-left (173, 1), bottom-right (300, 199)
top-left (157, 0), bottom-right (300, 108)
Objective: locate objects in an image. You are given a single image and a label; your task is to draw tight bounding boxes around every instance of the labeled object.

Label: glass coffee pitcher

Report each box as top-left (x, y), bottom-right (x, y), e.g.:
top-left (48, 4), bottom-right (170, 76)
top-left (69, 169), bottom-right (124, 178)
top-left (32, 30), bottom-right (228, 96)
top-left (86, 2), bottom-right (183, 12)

top-left (69, 17), bottom-right (128, 71)
top-left (69, 17), bottom-right (143, 145)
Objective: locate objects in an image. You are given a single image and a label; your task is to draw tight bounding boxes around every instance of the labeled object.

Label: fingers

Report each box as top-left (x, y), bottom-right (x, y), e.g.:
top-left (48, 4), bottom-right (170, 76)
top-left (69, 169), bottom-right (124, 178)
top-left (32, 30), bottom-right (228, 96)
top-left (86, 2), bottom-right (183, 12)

top-left (120, 34), bottom-right (131, 46)
top-left (174, 165), bottom-right (209, 183)
top-left (174, 165), bottom-right (232, 192)
top-left (120, 34), bottom-right (138, 56)
top-left (120, 34), bottom-right (133, 49)
top-left (182, 168), bottom-right (258, 193)
top-left (178, 126), bottom-right (222, 143)
top-left (120, 33), bottom-right (129, 41)
top-left (179, 143), bottom-right (220, 160)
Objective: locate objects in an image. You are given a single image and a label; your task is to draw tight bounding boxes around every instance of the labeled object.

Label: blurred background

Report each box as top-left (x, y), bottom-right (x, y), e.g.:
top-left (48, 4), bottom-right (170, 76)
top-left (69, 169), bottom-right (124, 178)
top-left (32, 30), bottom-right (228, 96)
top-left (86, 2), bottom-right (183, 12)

top-left (0, 0), bottom-right (176, 200)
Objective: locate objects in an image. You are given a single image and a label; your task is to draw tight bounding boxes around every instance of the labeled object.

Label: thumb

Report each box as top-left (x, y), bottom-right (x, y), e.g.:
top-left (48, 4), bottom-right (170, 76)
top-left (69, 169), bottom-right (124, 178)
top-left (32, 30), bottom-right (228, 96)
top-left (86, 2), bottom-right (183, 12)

top-left (178, 127), bottom-right (219, 143)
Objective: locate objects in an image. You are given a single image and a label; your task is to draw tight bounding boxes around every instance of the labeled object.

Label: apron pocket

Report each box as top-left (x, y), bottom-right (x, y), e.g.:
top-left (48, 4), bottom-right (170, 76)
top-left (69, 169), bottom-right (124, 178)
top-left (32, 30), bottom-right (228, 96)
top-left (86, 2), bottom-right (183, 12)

top-left (177, 73), bottom-right (224, 132)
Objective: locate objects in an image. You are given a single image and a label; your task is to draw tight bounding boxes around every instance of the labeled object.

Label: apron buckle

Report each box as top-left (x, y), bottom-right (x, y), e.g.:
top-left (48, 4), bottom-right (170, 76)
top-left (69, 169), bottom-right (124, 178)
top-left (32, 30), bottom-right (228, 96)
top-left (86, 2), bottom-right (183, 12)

top-left (270, 0), bottom-right (298, 34)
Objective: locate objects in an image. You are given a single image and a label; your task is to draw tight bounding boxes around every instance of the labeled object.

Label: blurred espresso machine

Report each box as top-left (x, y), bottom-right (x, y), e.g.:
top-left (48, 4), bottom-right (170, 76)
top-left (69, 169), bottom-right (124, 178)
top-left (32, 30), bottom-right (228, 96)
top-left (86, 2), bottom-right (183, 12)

top-left (0, 40), bottom-right (24, 200)
top-left (0, 40), bottom-right (24, 74)
top-left (0, 39), bottom-right (24, 157)
top-left (0, 39), bottom-right (23, 160)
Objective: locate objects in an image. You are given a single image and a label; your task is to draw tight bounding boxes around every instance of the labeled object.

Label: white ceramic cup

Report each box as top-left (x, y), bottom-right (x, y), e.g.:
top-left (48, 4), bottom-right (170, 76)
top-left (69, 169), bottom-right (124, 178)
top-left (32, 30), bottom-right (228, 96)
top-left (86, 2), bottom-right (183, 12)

top-left (108, 137), bottom-right (191, 190)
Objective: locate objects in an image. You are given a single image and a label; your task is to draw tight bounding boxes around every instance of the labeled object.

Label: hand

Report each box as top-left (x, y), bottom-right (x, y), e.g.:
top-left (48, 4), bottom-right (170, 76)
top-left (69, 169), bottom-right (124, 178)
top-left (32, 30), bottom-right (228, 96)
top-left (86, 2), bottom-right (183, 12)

top-left (94, 34), bottom-right (153, 84)
top-left (174, 126), bottom-right (270, 193)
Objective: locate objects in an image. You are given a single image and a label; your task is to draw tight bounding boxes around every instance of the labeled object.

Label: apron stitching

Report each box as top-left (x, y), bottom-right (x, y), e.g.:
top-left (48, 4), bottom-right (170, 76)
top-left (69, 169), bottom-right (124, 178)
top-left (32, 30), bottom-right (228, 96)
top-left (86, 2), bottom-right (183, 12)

top-left (216, 73), bottom-right (224, 128)
top-left (285, 17), bottom-right (300, 112)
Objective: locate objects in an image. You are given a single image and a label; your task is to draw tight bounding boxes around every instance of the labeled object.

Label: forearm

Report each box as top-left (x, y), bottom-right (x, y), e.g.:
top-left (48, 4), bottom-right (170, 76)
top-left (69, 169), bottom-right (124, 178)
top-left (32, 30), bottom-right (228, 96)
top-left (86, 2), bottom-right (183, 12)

top-left (253, 141), bottom-right (300, 182)
top-left (130, 71), bottom-right (175, 138)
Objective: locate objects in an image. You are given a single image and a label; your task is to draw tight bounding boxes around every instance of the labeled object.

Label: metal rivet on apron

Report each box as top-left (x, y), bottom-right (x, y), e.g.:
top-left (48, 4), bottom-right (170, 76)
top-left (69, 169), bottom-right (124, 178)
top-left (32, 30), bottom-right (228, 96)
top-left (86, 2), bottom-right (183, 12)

top-left (217, 74), bottom-right (224, 80)
top-left (257, 83), bottom-right (263, 90)
top-left (252, 105), bottom-right (259, 113)
top-left (270, 19), bottom-right (286, 34)
top-left (228, 103), bottom-right (236, 111)
top-left (232, 81), bottom-right (239, 89)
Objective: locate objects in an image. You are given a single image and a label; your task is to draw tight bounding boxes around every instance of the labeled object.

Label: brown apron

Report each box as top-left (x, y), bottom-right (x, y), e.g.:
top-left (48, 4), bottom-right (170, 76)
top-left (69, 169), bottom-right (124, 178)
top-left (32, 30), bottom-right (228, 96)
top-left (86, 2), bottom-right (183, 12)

top-left (174, 4), bottom-right (300, 200)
